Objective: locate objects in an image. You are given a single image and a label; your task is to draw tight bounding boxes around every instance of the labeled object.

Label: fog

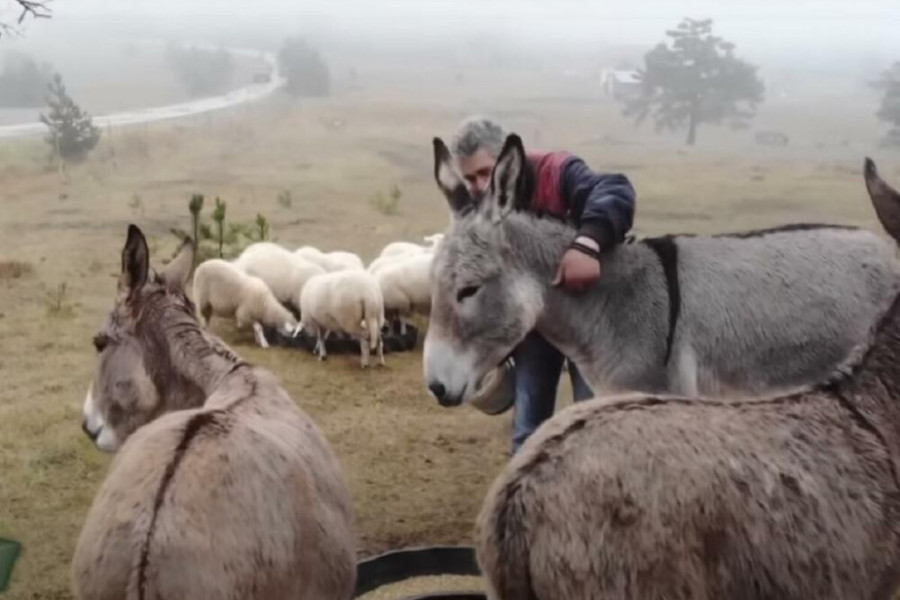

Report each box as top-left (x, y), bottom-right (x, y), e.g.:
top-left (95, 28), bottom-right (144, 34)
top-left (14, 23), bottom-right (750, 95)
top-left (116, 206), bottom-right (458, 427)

top-left (5, 0), bottom-right (900, 74)
top-left (2, 0), bottom-right (899, 141)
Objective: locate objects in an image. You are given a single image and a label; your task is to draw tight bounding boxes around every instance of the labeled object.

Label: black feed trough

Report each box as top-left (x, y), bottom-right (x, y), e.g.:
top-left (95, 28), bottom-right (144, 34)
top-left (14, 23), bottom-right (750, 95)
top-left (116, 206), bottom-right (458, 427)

top-left (263, 323), bottom-right (419, 354)
top-left (354, 545), bottom-right (486, 599)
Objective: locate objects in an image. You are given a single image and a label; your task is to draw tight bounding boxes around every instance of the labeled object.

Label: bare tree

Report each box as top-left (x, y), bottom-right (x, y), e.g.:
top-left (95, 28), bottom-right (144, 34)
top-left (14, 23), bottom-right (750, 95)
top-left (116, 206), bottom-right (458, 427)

top-left (0, 0), bottom-right (52, 38)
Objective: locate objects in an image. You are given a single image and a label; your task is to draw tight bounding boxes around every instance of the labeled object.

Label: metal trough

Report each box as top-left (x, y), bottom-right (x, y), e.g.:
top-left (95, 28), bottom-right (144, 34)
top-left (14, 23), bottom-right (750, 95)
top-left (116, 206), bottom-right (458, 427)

top-left (354, 545), bottom-right (486, 600)
top-left (0, 538), bottom-right (22, 592)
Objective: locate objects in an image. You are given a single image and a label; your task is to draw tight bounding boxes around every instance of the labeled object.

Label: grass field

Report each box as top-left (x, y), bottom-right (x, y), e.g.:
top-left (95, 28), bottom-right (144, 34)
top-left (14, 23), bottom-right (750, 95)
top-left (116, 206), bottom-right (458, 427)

top-left (1, 56), bottom-right (899, 598)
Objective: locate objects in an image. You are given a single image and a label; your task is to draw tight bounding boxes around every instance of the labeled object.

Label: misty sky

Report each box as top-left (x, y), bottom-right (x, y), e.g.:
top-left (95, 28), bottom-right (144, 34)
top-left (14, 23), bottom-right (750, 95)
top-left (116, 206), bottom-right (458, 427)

top-left (5, 0), bottom-right (900, 68)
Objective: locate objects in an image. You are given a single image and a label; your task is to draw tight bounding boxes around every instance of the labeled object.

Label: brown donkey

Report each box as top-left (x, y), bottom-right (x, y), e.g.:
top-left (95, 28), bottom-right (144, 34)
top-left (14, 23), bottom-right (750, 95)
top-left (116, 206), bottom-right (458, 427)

top-left (72, 226), bottom-right (357, 600)
top-left (476, 159), bottom-right (900, 600)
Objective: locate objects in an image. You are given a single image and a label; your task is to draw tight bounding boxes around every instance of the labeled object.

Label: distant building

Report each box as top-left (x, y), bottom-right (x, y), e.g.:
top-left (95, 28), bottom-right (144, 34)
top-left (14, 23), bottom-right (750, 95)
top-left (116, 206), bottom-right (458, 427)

top-left (601, 69), bottom-right (642, 101)
top-left (754, 130), bottom-right (790, 147)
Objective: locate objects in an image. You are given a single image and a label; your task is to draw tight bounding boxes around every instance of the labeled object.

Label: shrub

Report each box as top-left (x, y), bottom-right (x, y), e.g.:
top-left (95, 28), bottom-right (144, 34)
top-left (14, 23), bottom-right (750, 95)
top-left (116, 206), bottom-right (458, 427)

top-left (370, 183), bottom-right (402, 216)
top-left (39, 73), bottom-right (100, 163)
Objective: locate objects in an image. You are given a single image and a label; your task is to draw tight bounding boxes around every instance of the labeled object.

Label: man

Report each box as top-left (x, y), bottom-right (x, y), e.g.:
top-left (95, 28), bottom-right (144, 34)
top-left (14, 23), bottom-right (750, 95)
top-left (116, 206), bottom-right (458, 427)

top-left (449, 115), bottom-right (637, 453)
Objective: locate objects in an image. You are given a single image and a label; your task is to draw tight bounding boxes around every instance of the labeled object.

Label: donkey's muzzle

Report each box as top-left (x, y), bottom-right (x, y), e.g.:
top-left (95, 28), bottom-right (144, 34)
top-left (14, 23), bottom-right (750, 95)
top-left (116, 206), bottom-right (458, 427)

top-left (429, 382), bottom-right (447, 402)
top-left (81, 419), bottom-right (99, 442)
top-left (428, 382), bottom-right (463, 407)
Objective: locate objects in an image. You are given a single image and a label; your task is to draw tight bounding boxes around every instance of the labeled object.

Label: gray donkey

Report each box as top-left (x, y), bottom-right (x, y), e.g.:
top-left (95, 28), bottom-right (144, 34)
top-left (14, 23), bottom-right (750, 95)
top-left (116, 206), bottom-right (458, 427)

top-left (474, 160), bottom-right (900, 600)
top-left (424, 133), bottom-right (900, 406)
top-left (73, 227), bottom-right (356, 600)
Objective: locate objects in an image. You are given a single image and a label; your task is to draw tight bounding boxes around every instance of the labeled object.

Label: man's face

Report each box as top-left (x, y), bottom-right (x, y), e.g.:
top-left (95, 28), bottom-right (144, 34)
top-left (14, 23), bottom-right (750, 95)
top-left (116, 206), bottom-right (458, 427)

top-left (457, 148), bottom-right (496, 201)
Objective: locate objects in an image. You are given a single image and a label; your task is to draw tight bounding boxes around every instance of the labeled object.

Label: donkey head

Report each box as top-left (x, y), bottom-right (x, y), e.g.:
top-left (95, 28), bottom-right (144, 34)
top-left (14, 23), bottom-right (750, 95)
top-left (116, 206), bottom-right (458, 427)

top-left (423, 133), bottom-right (545, 407)
top-left (82, 226), bottom-right (196, 452)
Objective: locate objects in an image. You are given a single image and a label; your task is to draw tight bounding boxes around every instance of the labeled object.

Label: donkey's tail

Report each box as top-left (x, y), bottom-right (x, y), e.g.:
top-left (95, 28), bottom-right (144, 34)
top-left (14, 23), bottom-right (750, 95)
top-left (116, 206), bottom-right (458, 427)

top-left (475, 476), bottom-right (539, 600)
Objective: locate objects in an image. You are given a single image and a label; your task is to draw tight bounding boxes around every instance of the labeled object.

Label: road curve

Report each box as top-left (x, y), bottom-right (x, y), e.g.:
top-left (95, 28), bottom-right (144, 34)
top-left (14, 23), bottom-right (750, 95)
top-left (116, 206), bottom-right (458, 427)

top-left (0, 43), bottom-right (285, 140)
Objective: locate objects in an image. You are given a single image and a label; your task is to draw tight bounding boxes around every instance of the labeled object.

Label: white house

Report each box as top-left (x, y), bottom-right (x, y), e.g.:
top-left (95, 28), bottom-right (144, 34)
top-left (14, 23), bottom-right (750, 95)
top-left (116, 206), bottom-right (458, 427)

top-left (601, 69), bottom-right (642, 101)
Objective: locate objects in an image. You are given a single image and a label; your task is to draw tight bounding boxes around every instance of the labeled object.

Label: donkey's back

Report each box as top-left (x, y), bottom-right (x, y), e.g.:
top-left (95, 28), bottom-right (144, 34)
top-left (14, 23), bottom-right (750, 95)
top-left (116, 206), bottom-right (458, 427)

top-left (477, 393), bottom-right (900, 600)
top-left (72, 368), bottom-right (356, 600)
top-left (669, 225), bottom-right (900, 395)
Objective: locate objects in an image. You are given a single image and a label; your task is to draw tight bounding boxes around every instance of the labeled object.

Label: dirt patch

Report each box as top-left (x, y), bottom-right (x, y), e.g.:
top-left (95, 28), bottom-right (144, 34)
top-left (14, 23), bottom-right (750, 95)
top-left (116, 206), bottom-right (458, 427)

top-left (0, 260), bottom-right (34, 280)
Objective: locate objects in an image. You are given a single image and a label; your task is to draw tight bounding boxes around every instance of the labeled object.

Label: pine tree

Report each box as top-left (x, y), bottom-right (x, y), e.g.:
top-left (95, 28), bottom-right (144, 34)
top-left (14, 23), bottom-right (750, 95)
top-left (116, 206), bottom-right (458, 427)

top-left (39, 73), bottom-right (100, 162)
top-left (623, 18), bottom-right (765, 146)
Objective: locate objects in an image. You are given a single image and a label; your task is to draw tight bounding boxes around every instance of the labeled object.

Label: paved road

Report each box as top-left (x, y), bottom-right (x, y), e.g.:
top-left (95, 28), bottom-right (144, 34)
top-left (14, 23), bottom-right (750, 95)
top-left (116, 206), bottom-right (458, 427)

top-left (0, 43), bottom-right (285, 140)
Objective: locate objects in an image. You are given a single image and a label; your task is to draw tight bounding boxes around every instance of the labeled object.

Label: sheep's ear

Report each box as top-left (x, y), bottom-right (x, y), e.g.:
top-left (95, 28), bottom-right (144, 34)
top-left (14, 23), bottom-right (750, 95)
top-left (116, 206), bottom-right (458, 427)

top-left (482, 134), bottom-right (525, 223)
top-left (433, 137), bottom-right (474, 216)
top-left (160, 237), bottom-right (194, 292)
top-left (118, 224), bottom-right (149, 301)
top-left (865, 157), bottom-right (900, 244)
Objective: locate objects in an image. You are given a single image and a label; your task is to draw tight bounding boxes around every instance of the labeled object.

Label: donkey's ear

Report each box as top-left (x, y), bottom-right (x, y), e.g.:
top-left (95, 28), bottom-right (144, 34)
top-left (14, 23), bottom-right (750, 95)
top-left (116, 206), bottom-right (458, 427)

top-left (864, 157), bottom-right (900, 244)
top-left (433, 137), bottom-right (474, 215)
top-left (160, 237), bottom-right (194, 292)
top-left (484, 134), bottom-right (525, 223)
top-left (119, 224), bottom-right (149, 299)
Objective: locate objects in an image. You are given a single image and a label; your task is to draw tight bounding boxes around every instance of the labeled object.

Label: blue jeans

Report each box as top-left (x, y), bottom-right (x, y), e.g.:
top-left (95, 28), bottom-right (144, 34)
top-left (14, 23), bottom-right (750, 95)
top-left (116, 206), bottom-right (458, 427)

top-left (511, 331), bottom-right (594, 454)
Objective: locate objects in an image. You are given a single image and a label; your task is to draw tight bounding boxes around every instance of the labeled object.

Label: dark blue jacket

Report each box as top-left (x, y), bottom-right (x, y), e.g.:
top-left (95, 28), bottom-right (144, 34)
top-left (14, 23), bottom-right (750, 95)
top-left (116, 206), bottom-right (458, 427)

top-left (527, 151), bottom-right (636, 250)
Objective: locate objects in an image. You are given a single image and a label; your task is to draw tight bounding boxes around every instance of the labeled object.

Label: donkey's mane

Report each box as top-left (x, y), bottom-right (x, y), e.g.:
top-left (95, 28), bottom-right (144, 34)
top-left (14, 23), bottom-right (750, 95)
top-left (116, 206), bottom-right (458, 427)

top-left (638, 223), bottom-right (860, 243)
top-left (509, 191), bottom-right (857, 245)
top-left (137, 275), bottom-right (244, 368)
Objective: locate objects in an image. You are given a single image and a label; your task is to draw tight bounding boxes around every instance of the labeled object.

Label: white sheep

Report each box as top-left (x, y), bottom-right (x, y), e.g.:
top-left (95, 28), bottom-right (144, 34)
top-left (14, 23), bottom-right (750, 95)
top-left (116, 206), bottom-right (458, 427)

top-left (192, 259), bottom-right (297, 348)
top-left (366, 254), bottom-right (408, 276)
top-left (295, 246), bottom-right (364, 272)
top-left (298, 270), bottom-right (385, 368)
top-left (378, 240), bottom-right (431, 260)
top-left (368, 238), bottom-right (437, 275)
top-left (374, 252), bottom-right (433, 336)
top-left (423, 233), bottom-right (444, 249)
top-left (233, 242), bottom-right (325, 314)
top-left (327, 250), bottom-right (365, 271)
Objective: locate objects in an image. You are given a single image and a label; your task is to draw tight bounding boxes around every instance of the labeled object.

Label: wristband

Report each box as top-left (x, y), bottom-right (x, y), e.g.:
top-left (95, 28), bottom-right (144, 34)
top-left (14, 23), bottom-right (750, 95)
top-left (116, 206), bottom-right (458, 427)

top-left (569, 240), bottom-right (602, 261)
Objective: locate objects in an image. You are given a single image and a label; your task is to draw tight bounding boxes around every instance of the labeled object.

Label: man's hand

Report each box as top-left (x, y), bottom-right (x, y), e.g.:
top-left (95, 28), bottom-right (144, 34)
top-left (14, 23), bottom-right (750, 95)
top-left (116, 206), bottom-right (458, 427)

top-left (551, 237), bottom-right (602, 292)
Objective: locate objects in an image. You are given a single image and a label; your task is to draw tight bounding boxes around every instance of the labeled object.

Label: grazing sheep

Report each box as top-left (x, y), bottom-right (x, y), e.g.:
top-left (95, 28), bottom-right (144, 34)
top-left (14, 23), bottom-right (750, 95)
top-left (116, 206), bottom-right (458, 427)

top-left (192, 258), bottom-right (297, 348)
top-left (423, 233), bottom-right (444, 249)
top-left (327, 250), bottom-right (365, 271)
top-left (73, 226), bottom-right (356, 600)
top-left (366, 253), bottom-right (416, 276)
top-left (295, 245), bottom-right (364, 272)
top-left (475, 158), bottom-right (900, 600)
top-left (378, 240), bottom-right (431, 260)
top-left (374, 252), bottom-right (432, 335)
top-left (234, 242), bottom-right (325, 315)
top-left (299, 270), bottom-right (385, 367)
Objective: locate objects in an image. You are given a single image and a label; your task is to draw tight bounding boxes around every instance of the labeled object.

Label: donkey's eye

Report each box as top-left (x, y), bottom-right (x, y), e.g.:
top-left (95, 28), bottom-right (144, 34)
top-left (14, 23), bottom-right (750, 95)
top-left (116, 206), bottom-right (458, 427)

top-left (456, 285), bottom-right (480, 302)
top-left (93, 334), bottom-right (110, 353)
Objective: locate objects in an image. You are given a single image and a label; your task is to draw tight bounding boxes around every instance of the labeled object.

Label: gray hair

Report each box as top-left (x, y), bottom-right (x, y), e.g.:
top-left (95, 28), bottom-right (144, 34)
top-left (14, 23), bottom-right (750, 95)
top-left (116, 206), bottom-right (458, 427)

top-left (450, 115), bottom-right (507, 159)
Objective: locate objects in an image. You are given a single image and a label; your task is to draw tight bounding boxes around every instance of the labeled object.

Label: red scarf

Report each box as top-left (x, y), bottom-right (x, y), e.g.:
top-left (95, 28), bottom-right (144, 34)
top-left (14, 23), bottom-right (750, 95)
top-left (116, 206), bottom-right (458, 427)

top-left (527, 151), bottom-right (572, 216)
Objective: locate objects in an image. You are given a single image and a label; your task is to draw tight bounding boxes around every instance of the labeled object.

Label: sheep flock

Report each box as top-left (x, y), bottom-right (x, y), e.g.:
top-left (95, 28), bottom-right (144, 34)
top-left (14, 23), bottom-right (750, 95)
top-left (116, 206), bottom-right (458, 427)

top-left (191, 232), bottom-right (443, 365)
